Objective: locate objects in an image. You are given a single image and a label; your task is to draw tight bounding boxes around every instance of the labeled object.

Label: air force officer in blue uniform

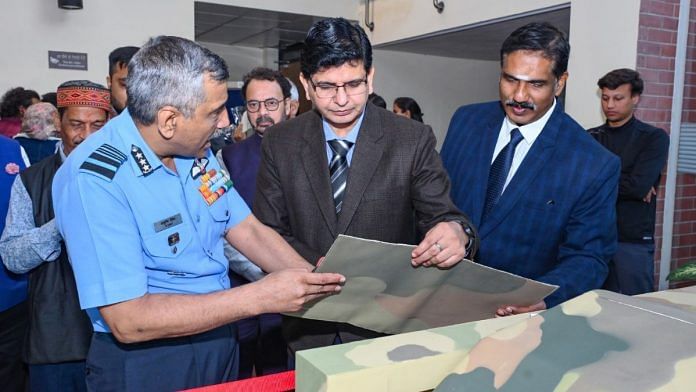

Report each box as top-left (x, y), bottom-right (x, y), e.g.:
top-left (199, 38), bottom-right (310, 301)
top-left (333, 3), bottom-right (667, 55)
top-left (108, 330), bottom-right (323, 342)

top-left (52, 36), bottom-right (344, 391)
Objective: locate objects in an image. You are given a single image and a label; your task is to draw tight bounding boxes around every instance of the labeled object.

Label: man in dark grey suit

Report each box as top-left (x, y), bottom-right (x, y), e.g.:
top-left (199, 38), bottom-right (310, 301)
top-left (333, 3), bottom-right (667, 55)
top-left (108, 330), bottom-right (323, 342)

top-left (254, 17), bottom-right (478, 352)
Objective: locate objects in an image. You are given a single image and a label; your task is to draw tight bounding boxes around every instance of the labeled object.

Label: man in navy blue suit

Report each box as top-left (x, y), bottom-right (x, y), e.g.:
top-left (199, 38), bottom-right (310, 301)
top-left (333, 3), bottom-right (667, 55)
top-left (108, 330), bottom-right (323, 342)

top-left (220, 67), bottom-right (292, 378)
top-left (441, 22), bottom-right (620, 314)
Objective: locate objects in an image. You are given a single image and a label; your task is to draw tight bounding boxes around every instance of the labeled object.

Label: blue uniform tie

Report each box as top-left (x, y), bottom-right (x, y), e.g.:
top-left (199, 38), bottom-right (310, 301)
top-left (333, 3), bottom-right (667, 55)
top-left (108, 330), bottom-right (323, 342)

top-left (328, 139), bottom-right (353, 214)
top-left (483, 128), bottom-right (524, 219)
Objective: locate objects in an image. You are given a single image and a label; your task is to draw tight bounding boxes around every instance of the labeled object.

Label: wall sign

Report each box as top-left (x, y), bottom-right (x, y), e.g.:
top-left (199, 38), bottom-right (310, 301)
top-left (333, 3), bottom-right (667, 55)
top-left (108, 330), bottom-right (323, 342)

top-left (48, 51), bottom-right (88, 70)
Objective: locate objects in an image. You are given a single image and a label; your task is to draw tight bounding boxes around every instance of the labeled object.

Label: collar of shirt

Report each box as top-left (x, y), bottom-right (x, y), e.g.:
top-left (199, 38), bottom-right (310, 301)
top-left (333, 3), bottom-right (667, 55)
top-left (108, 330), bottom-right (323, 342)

top-left (493, 98), bottom-right (557, 162)
top-left (115, 109), bottom-right (164, 177)
top-left (58, 140), bottom-right (67, 163)
top-left (322, 105), bottom-right (366, 166)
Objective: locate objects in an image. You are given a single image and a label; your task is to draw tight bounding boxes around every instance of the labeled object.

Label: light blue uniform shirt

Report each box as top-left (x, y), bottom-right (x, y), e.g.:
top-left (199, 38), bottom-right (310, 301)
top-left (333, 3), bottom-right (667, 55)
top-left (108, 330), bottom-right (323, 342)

top-left (322, 107), bottom-right (366, 165)
top-left (52, 110), bottom-right (250, 332)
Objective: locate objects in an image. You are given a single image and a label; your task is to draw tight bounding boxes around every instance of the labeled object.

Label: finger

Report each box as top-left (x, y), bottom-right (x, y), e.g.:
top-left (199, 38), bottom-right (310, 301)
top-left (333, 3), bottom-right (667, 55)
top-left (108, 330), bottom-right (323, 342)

top-left (304, 272), bottom-right (345, 284)
top-left (412, 236), bottom-right (437, 258)
top-left (412, 243), bottom-right (443, 266)
top-left (435, 255), bottom-right (463, 269)
top-left (303, 283), bottom-right (342, 296)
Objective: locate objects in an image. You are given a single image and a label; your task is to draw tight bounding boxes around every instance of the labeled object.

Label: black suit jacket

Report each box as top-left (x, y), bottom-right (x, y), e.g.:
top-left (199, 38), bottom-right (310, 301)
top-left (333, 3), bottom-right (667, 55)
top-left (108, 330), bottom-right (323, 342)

top-left (254, 103), bottom-right (473, 350)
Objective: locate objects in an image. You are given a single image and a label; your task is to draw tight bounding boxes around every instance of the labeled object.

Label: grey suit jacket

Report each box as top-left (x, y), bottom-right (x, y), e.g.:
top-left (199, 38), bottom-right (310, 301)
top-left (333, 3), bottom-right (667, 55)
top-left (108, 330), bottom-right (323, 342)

top-left (254, 102), bottom-right (474, 351)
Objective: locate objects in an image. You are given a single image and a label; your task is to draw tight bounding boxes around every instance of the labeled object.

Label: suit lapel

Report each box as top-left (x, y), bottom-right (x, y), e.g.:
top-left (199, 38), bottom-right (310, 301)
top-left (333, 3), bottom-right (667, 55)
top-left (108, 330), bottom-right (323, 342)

top-left (472, 111), bottom-right (505, 227)
top-left (300, 111), bottom-right (338, 236)
top-left (336, 105), bottom-right (384, 233)
top-left (479, 104), bottom-right (562, 238)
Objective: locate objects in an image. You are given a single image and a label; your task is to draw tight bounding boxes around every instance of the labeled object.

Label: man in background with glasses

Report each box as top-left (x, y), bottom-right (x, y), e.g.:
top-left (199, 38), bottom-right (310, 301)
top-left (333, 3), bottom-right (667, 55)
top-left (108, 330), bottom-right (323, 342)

top-left (220, 67), bottom-right (292, 378)
top-left (254, 17), bottom-right (478, 353)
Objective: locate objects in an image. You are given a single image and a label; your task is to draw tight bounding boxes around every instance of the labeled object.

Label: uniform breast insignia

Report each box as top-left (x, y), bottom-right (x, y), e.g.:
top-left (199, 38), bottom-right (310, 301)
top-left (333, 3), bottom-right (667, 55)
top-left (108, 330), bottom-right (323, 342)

top-left (190, 157), bottom-right (209, 180)
top-left (79, 143), bottom-right (127, 181)
top-left (154, 213), bottom-right (183, 233)
top-left (198, 168), bottom-right (234, 206)
top-left (130, 145), bottom-right (153, 175)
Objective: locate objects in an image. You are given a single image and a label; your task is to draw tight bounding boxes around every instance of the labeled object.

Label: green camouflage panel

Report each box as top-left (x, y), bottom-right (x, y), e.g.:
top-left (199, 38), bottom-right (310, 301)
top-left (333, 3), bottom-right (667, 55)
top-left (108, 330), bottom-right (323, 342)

top-left (637, 285), bottom-right (696, 313)
top-left (435, 289), bottom-right (696, 391)
top-left (295, 314), bottom-right (530, 392)
top-left (288, 235), bottom-right (556, 334)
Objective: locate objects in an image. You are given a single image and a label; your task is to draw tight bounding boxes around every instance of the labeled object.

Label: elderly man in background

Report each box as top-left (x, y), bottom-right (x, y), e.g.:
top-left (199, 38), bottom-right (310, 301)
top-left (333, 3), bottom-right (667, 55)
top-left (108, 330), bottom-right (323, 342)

top-left (0, 80), bottom-right (111, 392)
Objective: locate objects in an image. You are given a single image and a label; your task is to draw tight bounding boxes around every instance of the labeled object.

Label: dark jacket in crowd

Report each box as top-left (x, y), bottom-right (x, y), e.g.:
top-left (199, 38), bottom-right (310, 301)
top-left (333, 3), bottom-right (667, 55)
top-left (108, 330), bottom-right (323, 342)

top-left (589, 116), bottom-right (669, 243)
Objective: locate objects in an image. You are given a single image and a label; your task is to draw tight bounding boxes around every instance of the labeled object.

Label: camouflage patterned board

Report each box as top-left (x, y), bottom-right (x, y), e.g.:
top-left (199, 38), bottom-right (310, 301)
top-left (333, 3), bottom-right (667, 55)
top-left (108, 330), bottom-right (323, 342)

top-left (288, 235), bottom-right (557, 334)
top-left (295, 313), bottom-right (531, 392)
top-left (637, 285), bottom-right (696, 313)
top-left (434, 289), bottom-right (696, 392)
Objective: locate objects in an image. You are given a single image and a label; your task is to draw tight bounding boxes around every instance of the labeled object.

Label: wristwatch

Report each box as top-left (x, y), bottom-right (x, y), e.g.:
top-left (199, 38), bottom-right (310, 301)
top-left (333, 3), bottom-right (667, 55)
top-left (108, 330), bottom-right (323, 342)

top-left (451, 220), bottom-right (477, 259)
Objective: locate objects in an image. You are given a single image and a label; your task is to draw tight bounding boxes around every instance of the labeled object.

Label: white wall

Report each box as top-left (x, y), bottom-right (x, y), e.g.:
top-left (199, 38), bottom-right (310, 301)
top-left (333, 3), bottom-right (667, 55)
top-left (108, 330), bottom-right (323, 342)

top-left (198, 42), bottom-right (278, 83)
top-left (372, 50), bottom-right (499, 148)
top-left (565, 0), bottom-right (641, 128)
top-left (366, 0), bottom-right (568, 45)
top-left (205, 0), bottom-right (359, 19)
top-left (0, 0), bottom-right (193, 95)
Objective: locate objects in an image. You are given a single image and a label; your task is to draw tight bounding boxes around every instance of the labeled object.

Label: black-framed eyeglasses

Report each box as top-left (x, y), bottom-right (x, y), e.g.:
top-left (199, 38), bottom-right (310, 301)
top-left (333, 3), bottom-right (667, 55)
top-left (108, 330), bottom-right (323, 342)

top-left (246, 98), bottom-right (284, 113)
top-left (309, 78), bottom-right (368, 99)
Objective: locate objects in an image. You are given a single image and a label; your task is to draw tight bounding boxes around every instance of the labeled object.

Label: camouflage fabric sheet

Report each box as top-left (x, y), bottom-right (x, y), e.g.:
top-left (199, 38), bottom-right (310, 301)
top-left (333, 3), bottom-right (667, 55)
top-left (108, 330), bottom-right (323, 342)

top-left (295, 313), bottom-right (531, 392)
top-left (288, 235), bottom-right (557, 334)
top-left (295, 287), bottom-right (696, 391)
top-left (435, 288), bottom-right (696, 392)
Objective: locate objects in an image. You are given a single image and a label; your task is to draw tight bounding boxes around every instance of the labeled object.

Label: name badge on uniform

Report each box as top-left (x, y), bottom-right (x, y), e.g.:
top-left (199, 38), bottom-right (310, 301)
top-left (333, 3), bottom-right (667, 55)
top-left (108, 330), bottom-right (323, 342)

top-left (154, 213), bottom-right (183, 233)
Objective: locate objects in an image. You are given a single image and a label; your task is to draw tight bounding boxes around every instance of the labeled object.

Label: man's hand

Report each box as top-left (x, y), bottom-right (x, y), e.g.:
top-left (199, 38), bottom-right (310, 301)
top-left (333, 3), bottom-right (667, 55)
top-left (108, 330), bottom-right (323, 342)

top-left (251, 269), bottom-right (345, 313)
top-left (411, 221), bottom-right (468, 269)
top-left (643, 186), bottom-right (657, 203)
top-left (496, 301), bottom-right (546, 317)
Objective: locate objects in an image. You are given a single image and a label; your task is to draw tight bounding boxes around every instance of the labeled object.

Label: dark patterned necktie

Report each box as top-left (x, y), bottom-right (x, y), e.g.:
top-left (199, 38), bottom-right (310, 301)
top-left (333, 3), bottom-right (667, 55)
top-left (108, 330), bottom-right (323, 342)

top-left (483, 128), bottom-right (524, 219)
top-left (328, 139), bottom-right (354, 214)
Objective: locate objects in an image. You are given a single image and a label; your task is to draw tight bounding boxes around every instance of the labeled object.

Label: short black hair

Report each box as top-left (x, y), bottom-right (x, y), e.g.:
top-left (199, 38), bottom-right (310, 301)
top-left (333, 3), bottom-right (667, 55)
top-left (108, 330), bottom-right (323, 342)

top-left (0, 87), bottom-right (40, 118)
top-left (368, 93), bottom-right (386, 109)
top-left (300, 17), bottom-right (372, 78)
top-left (598, 68), bottom-right (644, 96)
top-left (109, 46), bottom-right (140, 76)
top-left (241, 67), bottom-right (292, 101)
top-left (394, 96), bottom-right (424, 123)
top-left (41, 92), bottom-right (57, 107)
top-left (500, 22), bottom-right (570, 79)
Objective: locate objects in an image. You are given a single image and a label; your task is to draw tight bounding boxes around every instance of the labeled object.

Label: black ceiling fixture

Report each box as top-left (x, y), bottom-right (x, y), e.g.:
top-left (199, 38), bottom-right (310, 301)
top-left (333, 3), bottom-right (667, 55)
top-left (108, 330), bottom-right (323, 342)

top-left (58, 0), bottom-right (83, 10)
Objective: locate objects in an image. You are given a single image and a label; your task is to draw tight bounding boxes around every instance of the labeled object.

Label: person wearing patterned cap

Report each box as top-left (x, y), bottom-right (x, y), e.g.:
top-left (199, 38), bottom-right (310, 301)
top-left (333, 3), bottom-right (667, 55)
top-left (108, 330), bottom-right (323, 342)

top-left (0, 80), bottom-right (110, 392)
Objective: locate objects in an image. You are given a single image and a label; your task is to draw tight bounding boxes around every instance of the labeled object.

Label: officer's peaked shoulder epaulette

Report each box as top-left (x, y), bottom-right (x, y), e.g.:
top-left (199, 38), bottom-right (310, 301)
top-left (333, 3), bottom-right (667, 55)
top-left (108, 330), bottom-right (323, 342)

top-left (79, 143), bottom-right (127, 181)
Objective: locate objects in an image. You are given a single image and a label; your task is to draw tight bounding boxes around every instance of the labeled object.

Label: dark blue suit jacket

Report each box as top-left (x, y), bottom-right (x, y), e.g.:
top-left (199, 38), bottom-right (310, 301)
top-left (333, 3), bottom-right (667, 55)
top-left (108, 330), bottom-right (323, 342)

top-left (221, 133), bottom-right (262, 208)
top-left (441, 101), bottom-right (620, 307)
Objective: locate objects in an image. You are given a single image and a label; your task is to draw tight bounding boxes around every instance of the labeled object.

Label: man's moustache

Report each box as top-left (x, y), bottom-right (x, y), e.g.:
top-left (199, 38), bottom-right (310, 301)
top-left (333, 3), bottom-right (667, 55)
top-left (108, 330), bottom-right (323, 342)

top-left (256, 116), bottom-right (275, 126)
top-left (505, 100), bottom-right (535, 110)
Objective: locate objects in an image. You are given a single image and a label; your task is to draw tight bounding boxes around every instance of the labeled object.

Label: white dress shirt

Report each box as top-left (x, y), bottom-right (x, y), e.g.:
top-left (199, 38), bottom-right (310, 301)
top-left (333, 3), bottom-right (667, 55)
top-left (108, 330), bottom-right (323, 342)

top-left (491, 99), bottom-right (557, 191)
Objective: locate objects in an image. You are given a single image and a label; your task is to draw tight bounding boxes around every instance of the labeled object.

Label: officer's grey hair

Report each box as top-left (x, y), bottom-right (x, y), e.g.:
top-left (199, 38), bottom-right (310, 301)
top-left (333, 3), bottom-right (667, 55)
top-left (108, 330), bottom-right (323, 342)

top-left (127, 36), bottom-right (229, 125)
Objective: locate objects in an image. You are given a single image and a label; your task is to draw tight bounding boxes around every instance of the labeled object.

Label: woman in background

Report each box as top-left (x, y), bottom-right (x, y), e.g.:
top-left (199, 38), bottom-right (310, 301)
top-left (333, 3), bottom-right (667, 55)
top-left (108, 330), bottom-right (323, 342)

top-left (393, 96), bottom-right (424, 123)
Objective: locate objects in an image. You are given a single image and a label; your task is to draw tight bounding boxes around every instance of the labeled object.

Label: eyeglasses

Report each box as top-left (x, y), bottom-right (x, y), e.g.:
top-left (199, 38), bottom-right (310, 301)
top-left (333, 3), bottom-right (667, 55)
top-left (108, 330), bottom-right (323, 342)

top-left (309, 78), bottom-right (368, 99)
top-left (246, 98), bottom-right (284, 113)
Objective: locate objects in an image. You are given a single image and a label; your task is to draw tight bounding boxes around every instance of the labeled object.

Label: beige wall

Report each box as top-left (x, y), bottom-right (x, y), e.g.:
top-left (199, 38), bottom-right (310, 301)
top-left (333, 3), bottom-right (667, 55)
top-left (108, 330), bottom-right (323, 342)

top-left (372, 50), bottom-right (499, 148)
top-left (0, 0), bottom-right (193, 95)
top-left (565, 0), bottom-right (641, 128)
top-left (365, 0), bottom-right (568, 45)
top-left (205, 0), bottom-right (359, 19)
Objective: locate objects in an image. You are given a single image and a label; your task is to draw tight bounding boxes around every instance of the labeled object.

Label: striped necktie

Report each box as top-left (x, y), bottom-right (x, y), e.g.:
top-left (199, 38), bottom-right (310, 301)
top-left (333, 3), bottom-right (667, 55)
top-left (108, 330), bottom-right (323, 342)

top-left (483, 128), bottom-right (524, 219)
top-left (328, 139), bottom-right (354, 214)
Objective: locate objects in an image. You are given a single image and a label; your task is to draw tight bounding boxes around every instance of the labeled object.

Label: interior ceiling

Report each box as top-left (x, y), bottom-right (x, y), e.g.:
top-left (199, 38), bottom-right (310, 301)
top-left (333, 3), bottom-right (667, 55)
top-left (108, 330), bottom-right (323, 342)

top-left (195, 2), bottom-right (323, 49)
top-left (194, 2), bottom-right (570, 60)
